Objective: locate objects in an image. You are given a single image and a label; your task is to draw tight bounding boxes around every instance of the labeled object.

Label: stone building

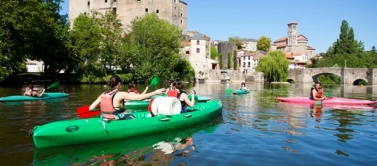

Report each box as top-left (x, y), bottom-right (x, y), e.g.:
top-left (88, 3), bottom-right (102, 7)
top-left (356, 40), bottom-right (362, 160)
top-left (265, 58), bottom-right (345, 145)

top-left (217, 42), bottom-right (237, 70)
top-left (69, 0), bottom-right (187, 34)
top-left (271, 22), bottom-right (316, 60)
top-left (181, 31), bottom-right (213, 80)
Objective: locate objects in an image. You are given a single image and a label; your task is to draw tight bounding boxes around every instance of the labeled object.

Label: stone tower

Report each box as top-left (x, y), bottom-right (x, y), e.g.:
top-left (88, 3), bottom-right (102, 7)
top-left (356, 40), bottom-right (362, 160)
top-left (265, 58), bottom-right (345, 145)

top-left (69, 0), bottom-right (187, 34)
top-left (287, 22), bottom-right (298, 46)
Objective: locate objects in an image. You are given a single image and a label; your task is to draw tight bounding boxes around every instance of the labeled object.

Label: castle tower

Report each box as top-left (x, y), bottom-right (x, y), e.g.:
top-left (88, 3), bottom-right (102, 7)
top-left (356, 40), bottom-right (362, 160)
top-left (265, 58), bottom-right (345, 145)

top-left (69, 0), bottom-right (187, 34)
top-left (287, 22), bottom-right (298, 46)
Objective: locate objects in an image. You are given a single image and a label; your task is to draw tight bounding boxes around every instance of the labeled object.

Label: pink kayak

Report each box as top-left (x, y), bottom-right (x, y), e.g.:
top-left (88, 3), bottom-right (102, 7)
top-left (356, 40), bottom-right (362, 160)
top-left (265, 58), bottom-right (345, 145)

top-left (275, 97), bottom-right (377, 106)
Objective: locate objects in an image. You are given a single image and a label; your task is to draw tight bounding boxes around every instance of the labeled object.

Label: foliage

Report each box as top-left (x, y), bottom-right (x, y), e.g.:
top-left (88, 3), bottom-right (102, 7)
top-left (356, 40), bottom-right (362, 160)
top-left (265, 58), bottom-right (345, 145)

top-left (257, 36), bottom-right (271, 52)
top-left (318, 74), bottom-right (340, 85)
top-left (0, 0), bottom-right (68, 81)
top-left (256, 51), bottom-right (289, 82)
top-left (228, 36), bottom-right (242, 49)
top-left (219, 54), bottom-right (223, 69)
top-left (127, 13), bottom-right (182, 82)
top-left (210, 45), bottom-right (218, 59)
top-left (233, 50), bottom-right (237, 70)
top-left (173, 59), bottom-right (195, 81)
top-left (227, 52), bottom-right (231, 69)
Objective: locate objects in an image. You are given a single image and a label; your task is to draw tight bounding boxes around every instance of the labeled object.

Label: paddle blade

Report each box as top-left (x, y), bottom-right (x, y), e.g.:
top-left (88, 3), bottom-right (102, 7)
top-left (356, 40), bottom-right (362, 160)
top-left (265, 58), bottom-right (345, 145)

top-left (327, 91), bottom-right (331, 97)
top-left (77, 105), bottom-right (101, 118)
top-left (149, 76), bottom-right (160, 86)
top-left (47, 82), bottom-right (60, 89)
top-left (225, 88), bottom-right (232, 93)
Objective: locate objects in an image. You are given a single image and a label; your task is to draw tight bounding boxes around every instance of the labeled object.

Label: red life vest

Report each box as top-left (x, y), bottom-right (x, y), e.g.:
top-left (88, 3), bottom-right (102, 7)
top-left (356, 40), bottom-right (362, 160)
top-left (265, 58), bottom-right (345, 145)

top-left (127, 88), bottom-right (140, 94)
top-left (100, 90), bottom-right (124, 119)
top-left (167, 90), bottom-right (178, 98)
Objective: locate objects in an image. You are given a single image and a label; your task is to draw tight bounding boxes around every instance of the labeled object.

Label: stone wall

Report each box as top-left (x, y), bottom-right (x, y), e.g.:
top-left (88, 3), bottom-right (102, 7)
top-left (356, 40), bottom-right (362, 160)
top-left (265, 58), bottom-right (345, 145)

top-left (205, 69), bottom-right (264, 83)
top-left (217, 42), bottom-right (236, 69)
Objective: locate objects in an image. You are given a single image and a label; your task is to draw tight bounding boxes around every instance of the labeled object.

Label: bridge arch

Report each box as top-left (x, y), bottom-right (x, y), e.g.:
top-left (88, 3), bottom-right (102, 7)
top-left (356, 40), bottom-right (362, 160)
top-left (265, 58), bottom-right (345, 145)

top-left (288, 68), bottom-right (377, 85)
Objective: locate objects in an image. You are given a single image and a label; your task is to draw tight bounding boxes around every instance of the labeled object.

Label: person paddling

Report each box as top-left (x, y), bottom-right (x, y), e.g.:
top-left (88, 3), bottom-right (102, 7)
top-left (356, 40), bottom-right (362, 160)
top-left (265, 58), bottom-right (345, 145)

top-left (240, 82), bottom-right (247, 91)
top-left (89, 75), bottom-right (165, 120)
top-left (24, 84), bottom-right (45, 97)
top-left (310, 82), bottom-right (326, 101)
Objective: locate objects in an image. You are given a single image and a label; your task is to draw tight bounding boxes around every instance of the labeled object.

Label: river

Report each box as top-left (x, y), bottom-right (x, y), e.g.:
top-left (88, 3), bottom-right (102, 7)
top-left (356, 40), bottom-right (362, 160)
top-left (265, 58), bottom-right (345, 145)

top-left (0, 82), bottom-right (376, 165)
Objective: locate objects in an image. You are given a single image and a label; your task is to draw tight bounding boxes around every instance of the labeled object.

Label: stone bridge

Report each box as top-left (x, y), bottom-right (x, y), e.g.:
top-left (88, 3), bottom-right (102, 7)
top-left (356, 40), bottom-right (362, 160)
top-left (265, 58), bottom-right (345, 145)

top-left (288, 67), bottom-right (377, 85)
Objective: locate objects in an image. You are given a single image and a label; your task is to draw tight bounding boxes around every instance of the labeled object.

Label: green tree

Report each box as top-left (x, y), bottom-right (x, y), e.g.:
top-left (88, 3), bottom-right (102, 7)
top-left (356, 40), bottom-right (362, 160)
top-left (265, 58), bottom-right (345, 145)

top-left (256, 51), bottom-right (289, 82)
top-left (127, 13), bottom-right (182, 81)
top-left (0, 0), bottom-right (68, 81)
top-left (67, 13), bottom-right (104, 83)
top-left (257, 36), bottom-right (271, 52)
top-left (324, 20), bottom-right (365, 68)
top-left (233, 50), bottom-right (237, 70)
top-left (210, 45), bottom-right (218, 59)
top-left (228, 36), bottom-right (242, 49)
top-left (219, 54), bottom-right (223, 69)
top-left (227, 52), bottom-right (231, 69)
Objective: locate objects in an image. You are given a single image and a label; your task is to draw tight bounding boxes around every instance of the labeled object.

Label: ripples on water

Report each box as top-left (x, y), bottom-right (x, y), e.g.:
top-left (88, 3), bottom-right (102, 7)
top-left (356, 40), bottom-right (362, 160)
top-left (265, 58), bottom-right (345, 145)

top-left (0, 83), bottom-right (377, 165)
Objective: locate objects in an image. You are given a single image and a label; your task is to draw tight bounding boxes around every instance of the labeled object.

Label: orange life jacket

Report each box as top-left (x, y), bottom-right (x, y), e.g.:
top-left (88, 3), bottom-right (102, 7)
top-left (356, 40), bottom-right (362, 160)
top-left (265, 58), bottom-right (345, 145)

top-left (100, 90), bottom-right (124, 119)
top-left (315, 89), bottom-right (323, 98)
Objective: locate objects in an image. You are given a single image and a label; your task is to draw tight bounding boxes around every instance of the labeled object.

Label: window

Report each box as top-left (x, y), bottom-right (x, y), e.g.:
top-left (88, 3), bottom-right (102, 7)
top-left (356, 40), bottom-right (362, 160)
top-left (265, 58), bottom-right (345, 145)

top-left (88, 1), bottom-right (90, 6)
top-left (196, 48), bottom-right (200, 53)
top-left (243, 62), bottom-right (245, 67)
top-left (181, 20), bottom-right (183, 24)
top-left (248, 57), bottom-right (250, 60)
top-left (248, 62), bottom-right (250, 67)
top-left (105, 0), bottom-right (107, 3)
top-left (196, 40), bottom-right (200, 45)
top-left (137, 0), bottom-right (141, 1)
top-left (180, 13), bottom-right (183, 17)
top-left (145, 8), bottom-right (148, 12)
top-left (114, 0), bottom-right (117, 2)
top-left (113, 7), bottom-right (117, 14)
top-left (156, 9), bottom-right (159, 13)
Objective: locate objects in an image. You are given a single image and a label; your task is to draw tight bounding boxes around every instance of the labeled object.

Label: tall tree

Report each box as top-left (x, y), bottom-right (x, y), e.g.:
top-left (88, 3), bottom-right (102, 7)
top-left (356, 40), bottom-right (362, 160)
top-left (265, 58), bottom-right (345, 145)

top-left (233, 50), bottom-right (237, 70)
top-left (256, 51), bottom-right (289, 82)
top-left (67, 13), bottom-right (104, 83)
top-left (127, 13), bottom-right (182, 81)
top-left (219, 54), bottom-right (223, 69)
top-left (227, 52), bottom-right (231, 69)
top-left (0, 0), bottom-right (68, 80)
top-left (257, 36), bottom-right (271, 52)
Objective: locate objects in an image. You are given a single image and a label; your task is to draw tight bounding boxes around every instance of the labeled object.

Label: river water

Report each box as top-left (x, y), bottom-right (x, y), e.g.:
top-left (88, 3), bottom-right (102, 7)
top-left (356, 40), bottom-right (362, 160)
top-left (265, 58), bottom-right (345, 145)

top-left (0, 83), bottom-right (376, 165)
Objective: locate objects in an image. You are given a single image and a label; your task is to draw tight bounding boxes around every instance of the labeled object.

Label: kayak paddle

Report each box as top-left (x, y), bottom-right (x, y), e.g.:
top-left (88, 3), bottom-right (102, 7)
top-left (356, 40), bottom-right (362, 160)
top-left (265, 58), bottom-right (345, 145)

top-left (47, 82), bottom-right (60, 90)
top-left (148, 76), bottom-right (160, 87)
top-left (77, 105), bottom-right (101, 118)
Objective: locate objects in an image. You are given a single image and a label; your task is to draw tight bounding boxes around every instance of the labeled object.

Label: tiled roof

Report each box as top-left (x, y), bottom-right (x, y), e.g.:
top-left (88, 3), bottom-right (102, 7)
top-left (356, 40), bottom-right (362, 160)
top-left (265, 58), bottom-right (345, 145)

top-left (276, 43), bottom-right (287, 48)
top-left (274, 37), bottom-right (287, 43)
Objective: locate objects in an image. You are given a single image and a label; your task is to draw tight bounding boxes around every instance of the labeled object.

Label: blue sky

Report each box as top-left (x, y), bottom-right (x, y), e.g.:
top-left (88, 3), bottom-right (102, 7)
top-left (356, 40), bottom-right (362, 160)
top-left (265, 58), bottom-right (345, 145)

top-left (60, 0), bottom-right (376, 53)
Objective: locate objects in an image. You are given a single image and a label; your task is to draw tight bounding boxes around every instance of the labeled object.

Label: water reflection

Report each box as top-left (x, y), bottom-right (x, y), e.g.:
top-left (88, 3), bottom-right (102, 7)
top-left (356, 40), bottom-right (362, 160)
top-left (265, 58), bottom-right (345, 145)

top-left (33, 119), bottom-right (221, 166)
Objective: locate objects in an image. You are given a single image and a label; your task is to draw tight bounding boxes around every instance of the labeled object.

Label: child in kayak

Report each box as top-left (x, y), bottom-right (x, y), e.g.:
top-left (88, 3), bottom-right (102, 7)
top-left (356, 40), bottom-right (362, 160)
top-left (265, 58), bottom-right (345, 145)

top-left (127, 82), bottom-right (148, 94)
top-left (89, 75), bottom-right (165, 120)
top-left (24, 84), bottom-right (45, 97)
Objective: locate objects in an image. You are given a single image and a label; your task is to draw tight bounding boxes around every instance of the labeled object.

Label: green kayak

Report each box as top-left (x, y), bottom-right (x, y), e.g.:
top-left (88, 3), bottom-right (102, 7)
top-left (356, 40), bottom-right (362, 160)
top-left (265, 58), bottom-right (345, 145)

top-left (30, 99), bottom-right (222, 148)
top-left (125, 100), bottom-right (150, 108)
top-left (0, 92), bottom-right (69, 102)
top-left (33, 122), bottom-right (220, 165)
top-left (233, 89), bottom-right (249, 94)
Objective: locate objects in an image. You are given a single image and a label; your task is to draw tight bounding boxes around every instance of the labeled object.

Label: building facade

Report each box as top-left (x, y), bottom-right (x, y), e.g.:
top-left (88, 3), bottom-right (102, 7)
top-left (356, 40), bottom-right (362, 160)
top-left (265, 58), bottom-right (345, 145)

top-left (271, 22), bottom-right (316, 60)
top-left (69, 0), bottom-right (187, 34)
